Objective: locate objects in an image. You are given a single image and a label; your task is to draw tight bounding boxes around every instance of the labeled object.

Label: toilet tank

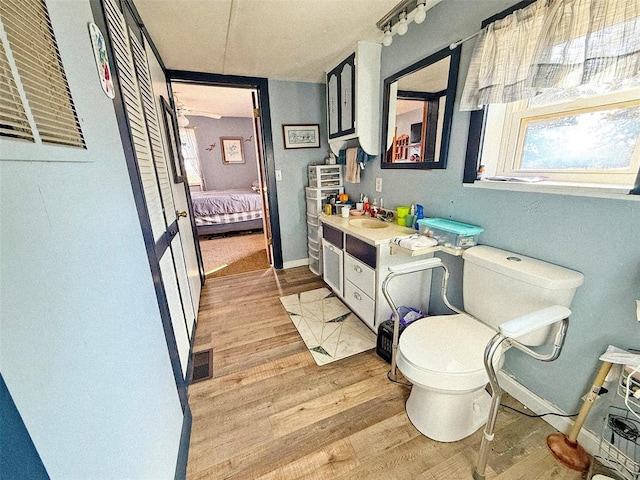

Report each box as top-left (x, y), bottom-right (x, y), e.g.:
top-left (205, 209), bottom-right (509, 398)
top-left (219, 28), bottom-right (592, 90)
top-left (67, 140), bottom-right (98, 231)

top-left (462, 246), bottom-right (584, 346)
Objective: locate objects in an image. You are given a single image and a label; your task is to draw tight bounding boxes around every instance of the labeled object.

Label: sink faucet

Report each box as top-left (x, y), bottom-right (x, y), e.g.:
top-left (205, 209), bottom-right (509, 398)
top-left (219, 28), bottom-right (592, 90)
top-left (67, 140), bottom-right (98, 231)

top-left (377, 209), bottom-right (395, 222)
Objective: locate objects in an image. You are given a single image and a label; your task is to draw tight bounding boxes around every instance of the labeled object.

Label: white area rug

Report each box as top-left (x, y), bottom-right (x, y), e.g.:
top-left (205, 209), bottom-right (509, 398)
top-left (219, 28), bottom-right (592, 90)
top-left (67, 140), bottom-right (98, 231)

top-left (279, 287), bottom-right (376, 366)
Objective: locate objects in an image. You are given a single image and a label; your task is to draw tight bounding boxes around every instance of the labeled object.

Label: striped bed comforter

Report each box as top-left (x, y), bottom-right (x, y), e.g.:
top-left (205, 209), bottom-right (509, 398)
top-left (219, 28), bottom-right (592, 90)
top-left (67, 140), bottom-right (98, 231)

top-left (191, 189), bottom-right (263, 225)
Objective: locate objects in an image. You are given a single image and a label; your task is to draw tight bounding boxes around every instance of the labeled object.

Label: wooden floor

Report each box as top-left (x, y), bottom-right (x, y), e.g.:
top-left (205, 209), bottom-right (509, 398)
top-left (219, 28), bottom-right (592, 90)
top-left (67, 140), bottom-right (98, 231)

top-left (186, 266), bottom-right (602, 480)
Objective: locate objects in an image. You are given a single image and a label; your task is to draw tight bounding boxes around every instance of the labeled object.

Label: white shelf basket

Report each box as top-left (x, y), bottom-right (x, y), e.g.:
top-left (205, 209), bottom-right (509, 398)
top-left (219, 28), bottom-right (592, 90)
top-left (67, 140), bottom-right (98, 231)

top-left (599, 407), bottom-right (640, 480)
top-left (618, 365), bottom-right (640, 411)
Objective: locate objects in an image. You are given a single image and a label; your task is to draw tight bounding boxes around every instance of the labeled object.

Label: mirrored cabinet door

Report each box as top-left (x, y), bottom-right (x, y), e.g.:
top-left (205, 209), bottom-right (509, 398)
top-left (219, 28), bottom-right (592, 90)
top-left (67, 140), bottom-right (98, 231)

top-left (327, 53), bottom-right (356, 139)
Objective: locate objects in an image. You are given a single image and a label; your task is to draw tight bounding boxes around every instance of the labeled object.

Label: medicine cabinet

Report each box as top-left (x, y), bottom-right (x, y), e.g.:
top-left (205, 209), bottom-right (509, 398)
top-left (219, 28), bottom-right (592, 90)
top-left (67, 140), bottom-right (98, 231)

top-left (326, 41), bottom-right (381, 156)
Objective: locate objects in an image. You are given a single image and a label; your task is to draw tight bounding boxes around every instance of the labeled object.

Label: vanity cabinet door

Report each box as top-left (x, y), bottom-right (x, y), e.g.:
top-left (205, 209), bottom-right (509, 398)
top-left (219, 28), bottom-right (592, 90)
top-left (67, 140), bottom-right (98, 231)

top-left (322, 239), bottom-right (343, 297)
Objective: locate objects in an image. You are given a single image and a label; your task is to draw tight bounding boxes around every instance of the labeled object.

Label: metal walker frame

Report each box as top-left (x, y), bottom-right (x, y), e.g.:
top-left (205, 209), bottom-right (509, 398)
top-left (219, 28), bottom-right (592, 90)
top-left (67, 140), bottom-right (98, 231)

top-left (381, 256), bottom-right (571, 479)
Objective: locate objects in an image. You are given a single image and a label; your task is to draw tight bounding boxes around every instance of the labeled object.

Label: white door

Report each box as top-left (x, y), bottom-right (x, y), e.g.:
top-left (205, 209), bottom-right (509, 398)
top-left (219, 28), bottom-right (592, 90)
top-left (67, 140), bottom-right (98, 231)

top-left (103, 0), bottom-right (195, 380)
top-left (145, 49), bottom-right (202, 315)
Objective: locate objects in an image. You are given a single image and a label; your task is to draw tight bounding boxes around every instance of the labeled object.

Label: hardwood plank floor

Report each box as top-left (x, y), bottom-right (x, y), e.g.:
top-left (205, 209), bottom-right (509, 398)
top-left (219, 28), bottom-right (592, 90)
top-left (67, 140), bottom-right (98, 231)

top-left (186, 266), bottom-right (611, 480)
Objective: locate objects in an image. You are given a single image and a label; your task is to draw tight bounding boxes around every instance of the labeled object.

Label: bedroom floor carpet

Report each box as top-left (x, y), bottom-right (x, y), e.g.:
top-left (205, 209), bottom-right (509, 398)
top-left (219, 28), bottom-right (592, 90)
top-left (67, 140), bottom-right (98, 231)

top-left (200, 232), bottom-right (270, 278)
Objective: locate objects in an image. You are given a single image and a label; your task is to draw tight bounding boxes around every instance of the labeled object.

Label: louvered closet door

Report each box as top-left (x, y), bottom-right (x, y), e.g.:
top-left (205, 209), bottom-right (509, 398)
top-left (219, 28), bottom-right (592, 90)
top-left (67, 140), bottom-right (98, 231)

top-left (103, 0), bottom-right (193, 377)
top-left (129, 30), bottom-right (196, 339)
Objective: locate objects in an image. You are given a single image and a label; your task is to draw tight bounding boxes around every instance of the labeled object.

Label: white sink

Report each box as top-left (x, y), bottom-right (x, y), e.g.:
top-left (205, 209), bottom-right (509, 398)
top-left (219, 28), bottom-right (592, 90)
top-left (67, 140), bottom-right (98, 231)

top-left (348, 218), bottom-right (390, 229)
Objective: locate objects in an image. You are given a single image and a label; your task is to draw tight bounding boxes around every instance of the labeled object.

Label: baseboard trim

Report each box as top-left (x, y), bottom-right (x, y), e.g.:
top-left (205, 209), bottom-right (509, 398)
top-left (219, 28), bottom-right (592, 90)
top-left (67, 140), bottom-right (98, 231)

top-left (498, 371), bottom-right (600, 456)
top-left (283, 258), bottom-right (309, 269)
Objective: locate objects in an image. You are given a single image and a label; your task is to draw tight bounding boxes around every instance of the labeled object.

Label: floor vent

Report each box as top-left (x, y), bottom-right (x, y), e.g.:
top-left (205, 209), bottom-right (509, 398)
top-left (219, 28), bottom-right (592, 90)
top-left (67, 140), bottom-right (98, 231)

top-left (190, 349), bottom-right (212, 384)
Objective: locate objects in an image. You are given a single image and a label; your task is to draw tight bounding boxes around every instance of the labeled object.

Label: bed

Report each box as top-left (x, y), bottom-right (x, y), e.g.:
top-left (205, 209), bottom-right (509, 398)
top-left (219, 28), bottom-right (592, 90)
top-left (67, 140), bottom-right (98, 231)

top-left (191, 188), bottom-right (264, 236)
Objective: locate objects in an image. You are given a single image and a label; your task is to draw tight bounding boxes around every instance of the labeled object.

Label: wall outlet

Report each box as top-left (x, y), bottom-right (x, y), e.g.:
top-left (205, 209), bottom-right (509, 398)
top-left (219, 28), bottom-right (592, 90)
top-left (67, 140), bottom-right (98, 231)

top-left (375, 177), bottom-right (382, 192)
top-left (275, 170), bottom-right (282, 181)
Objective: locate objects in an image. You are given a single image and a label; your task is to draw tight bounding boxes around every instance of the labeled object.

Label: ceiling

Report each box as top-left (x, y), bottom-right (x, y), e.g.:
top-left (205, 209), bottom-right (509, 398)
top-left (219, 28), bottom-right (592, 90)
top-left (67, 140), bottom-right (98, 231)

top-left (134, 0), bottom-right (443, 119)
top-left (134, 0), bottom-right (429, 84)
top-left (173, 83), bottom-right (256, 118)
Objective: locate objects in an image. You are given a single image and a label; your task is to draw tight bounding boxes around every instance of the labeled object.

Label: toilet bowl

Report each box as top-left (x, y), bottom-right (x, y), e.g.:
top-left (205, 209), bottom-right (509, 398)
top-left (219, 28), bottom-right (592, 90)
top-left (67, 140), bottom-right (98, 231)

top-left (395, 245), bottom-right (584, 443)
top-left (397, 313), bottom-right (503, 442)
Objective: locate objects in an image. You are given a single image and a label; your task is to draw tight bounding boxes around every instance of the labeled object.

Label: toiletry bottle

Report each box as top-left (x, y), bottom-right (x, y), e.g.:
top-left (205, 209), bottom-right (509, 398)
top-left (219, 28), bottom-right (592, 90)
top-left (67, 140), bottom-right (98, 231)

top-left (363, 196), bottom-right (370, 213)
top-left (371, 198), bottom-right (378, 217)
top-left (414, 204), bottom-right (424, 229)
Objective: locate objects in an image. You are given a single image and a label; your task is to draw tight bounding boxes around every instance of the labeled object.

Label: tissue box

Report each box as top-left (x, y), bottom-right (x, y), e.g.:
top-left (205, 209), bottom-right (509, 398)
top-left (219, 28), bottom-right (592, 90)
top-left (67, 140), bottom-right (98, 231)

top-left (417, 218), bottom-right (484, 248)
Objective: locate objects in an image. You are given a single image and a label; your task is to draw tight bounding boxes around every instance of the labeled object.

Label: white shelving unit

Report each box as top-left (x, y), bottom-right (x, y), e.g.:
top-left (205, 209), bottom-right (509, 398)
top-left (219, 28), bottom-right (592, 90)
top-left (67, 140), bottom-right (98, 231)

top-left (308, 165), bottom-right (343, 188)
top-left (306, 165), bottom-right (343, 276)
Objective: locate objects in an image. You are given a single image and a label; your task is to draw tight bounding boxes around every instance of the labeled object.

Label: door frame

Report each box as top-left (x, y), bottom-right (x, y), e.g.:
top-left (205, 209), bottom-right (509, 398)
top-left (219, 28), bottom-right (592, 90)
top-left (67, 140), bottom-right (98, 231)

top-left (165, 71), bottom-right (283, 270)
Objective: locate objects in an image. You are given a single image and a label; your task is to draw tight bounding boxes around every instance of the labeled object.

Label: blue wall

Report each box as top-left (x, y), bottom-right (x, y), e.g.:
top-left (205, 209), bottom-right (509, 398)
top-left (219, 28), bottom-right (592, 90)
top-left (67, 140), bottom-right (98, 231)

top-left (0, 1), bottom-right (185, 477)
top-left (188, 115), bottom-right (261, 190)
top-left (268, 80), bottom-right (329, 265)
top-left (340, 0), bottom-right (640, 420)
top-left (0, 375), bottom-right (49, 480)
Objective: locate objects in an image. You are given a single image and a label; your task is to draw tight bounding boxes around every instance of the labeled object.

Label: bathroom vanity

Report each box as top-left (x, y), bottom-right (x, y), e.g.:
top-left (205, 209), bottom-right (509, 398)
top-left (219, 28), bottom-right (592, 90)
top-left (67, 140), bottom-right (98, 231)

top-left (320, 214), bottom-right (461, 332)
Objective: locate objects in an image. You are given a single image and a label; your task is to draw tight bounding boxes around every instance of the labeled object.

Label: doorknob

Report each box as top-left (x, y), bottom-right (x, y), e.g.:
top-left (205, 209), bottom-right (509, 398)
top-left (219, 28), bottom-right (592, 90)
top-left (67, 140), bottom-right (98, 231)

top-left (177, 211), bottom-right (187, 218)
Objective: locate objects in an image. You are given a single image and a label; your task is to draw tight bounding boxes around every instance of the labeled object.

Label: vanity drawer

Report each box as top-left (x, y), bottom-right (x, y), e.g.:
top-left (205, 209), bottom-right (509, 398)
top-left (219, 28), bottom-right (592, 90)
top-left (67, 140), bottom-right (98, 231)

top-left (322, 223), bottom-right (343, 249)
top-left (344, 281), bottom-right (375, 329)
top-left (346, 234), bottom-right (376, 269)
top-left (344, 254), bottom-right (375, 297)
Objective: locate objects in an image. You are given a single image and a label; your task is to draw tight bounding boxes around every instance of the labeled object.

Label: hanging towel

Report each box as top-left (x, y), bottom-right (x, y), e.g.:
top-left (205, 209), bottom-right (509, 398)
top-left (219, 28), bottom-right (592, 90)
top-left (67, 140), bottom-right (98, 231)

top-left (345, 147), bottom-right (360, 183)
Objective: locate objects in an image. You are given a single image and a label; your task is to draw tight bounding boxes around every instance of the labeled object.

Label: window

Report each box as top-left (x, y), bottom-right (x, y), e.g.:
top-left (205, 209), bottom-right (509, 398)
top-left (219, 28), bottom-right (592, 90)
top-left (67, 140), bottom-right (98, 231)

top-left (462, 0), bottom-right (640, 195)
top-left (178, 127), bottom-right (203, 187)
top-left (483, 87), bottom-right (640, 188)
top-left (0, 0), bottom-right (84, 148)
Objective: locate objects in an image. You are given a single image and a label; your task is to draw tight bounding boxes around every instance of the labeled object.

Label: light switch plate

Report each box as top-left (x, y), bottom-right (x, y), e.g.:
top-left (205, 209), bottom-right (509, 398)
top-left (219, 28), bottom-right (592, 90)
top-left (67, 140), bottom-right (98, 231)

top-left (375, 177), bottom-right (382, 192)
top-left (275, 170), bottom-right (282, 181)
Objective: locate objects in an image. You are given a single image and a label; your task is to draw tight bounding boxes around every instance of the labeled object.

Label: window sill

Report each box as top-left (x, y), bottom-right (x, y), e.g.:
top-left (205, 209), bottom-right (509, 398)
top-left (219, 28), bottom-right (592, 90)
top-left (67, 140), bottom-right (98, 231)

top-left (465, 179), bottom-right (640, 201)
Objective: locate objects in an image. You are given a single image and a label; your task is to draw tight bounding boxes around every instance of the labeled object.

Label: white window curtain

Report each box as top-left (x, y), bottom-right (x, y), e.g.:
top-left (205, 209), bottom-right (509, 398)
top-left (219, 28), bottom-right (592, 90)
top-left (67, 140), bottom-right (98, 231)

top-left (179, 127), bottom-right (204, 188)
top-left (461, 0), bottom-right (640, 111)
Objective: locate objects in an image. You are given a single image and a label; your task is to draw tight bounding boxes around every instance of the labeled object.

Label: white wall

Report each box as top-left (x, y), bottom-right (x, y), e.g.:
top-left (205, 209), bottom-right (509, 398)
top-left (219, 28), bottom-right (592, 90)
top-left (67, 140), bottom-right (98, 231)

top-left (0, 0), bottom-right (183, 478)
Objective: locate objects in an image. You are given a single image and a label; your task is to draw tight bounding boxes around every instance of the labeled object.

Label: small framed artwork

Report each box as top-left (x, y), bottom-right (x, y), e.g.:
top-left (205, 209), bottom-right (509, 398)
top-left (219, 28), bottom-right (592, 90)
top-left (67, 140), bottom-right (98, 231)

top-left (282, 124), bottom-right (320, 149)
top-left (160, 96), bottom-right (185, 183)
top-left (220, 137), bottom-right (245, 164)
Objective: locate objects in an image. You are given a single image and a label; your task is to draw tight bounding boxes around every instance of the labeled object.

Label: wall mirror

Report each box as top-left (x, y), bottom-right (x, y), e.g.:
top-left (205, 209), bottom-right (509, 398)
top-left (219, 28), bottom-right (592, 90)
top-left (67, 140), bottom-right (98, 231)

top-left (381, 46), bottom-right (461, 170)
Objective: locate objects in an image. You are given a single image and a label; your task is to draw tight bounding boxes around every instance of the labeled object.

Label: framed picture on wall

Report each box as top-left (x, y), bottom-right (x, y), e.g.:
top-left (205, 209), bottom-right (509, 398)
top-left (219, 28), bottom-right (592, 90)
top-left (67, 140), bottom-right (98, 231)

top-left (220, 137), bottom-right (245, 164)
top-left (160, 96), bottom-right (185, 183)
top-left (282, 124), bottom-right (320, 149)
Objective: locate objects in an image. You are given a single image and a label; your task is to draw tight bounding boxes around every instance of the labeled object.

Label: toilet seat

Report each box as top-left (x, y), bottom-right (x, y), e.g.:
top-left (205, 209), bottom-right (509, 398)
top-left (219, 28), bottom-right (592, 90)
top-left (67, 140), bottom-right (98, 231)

top-left (397, 313), bottom-right (502, 392)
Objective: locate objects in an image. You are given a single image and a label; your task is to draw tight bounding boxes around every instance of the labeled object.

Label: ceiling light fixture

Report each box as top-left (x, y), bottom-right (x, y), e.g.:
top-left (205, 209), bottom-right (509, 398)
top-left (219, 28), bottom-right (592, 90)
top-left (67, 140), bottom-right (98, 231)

top-left (397, 11), bottom-right (408, 35)
top-left (414, 1), bottom-right (427, 24)
top-left (382, 23), bottom-right (393, 47)
top-left (377, 0), bottom-right (431, 46)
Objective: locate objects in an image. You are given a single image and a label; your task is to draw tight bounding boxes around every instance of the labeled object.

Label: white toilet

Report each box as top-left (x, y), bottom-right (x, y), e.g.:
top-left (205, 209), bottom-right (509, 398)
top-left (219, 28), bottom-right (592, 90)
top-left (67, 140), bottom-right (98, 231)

top-left (396, 245), bottom-right (584, 442)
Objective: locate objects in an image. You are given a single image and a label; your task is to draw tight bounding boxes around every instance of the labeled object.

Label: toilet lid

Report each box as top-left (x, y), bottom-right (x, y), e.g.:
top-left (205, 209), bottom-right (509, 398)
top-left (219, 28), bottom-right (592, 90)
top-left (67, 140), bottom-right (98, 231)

top-left (399, 314), bottom-right (499, 375)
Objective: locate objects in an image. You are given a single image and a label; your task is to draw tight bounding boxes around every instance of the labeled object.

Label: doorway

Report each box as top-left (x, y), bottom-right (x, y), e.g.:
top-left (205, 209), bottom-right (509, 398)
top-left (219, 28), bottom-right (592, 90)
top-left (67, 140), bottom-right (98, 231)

top-left (170, 79), bottom-right (280, 277)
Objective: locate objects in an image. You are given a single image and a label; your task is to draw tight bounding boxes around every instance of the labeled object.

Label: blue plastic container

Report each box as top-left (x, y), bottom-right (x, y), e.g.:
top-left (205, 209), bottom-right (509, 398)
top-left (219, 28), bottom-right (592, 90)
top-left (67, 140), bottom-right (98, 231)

top-left (417, 218), bottom-right (484, 248)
